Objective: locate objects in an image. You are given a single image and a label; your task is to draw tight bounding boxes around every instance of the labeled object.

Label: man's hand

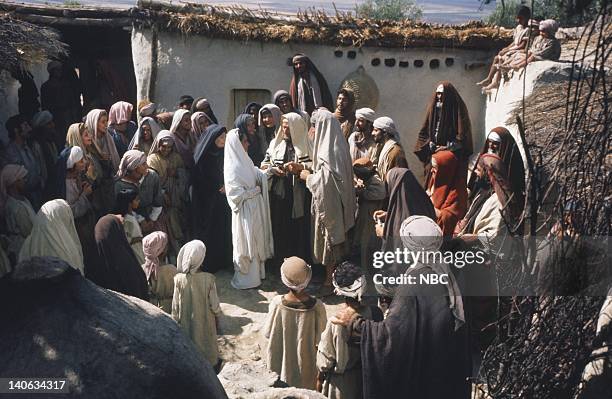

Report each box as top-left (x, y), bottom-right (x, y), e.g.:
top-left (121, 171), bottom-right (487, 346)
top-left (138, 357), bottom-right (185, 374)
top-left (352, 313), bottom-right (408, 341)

top-left (271, 166), bottom-right (285, 177)
top-left (284, 162), bottom-right (303, 175)
top-left (331, 305), bottom-right (356, 327)
top-left (373, 210), bottom-right (387, 222)
top-left (299, 169), bottom-right (311, 181)
top-left (375, 223), bottom-right (384, 238)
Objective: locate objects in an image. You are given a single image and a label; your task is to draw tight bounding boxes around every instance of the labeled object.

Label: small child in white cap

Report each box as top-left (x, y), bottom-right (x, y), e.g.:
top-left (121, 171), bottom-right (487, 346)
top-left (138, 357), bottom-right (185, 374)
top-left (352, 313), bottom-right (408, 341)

top-left (263, 256), bottom-right (327, 389)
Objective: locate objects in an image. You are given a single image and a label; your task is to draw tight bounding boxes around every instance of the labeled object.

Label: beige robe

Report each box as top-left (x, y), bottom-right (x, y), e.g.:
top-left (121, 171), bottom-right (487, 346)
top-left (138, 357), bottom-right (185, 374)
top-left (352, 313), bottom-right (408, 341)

top-left (123, 213), bottom-right (145, 265)
top-left (373, 139), bottom-right (409, 182)
top-left (317, 306), bottom-right (374, 399)
top-left (172, 271), bottom-right (221, 365)
top-left (263, 295), bottom-right (327, 389)
top-left (150, 264), bottom-right (177, 313)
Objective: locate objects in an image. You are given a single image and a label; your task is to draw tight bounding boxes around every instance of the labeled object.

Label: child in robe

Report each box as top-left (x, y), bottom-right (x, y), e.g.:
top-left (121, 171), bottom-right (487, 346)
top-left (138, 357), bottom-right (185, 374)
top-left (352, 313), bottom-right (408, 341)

top-left (171, 240), bottom-right (222, 372)
top-left (114, 187), bottom-right (145, 264)
top-left (142, 231), bottom-right (177, 313)
top-left (263, 256), bottom-right (327, 389)
top-left (316, 261), bottom-right (383, 399)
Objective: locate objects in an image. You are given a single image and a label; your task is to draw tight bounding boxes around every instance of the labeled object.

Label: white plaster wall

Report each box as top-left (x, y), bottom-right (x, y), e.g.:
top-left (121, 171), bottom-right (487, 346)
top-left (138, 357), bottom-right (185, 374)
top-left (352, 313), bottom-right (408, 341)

top-left (484, 60), bottom-right (574, 168)
top-left (0, 64), bottom-right (48, 145)
top-left (132, 28), bottom-right (495, 173)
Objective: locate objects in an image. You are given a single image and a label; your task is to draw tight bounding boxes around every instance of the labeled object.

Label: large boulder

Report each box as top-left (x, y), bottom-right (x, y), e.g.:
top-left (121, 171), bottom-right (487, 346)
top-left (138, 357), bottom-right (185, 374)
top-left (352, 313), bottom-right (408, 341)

top-left (0, 257), bottom-right (227, 399)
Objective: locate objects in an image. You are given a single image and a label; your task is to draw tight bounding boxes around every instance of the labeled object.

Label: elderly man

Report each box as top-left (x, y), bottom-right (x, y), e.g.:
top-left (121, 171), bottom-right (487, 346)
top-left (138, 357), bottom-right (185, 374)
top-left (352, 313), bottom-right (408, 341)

top-left (289, 54), bottom-right (334, 115)
top-left (348, 107), bottom-right (377, 161)
top-left (370, 116), bottom-right (408, 182)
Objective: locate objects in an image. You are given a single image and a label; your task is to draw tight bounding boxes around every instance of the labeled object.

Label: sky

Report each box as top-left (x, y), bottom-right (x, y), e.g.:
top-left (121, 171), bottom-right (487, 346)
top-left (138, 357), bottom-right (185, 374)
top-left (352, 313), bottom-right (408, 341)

top-left (20, 0), bottom-right (496, 24)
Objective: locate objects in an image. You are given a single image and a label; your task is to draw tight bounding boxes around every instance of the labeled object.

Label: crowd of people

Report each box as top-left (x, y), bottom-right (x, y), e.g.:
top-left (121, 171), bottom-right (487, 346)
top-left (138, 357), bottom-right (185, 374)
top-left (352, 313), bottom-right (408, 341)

top-left (1, 46), bottom-right (546, 397)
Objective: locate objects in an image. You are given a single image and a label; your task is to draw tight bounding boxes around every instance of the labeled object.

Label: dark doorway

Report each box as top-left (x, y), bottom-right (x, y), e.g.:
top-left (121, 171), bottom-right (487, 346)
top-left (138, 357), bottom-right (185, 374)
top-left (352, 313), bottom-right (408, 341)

top-left (55, 24), bottom-right (136, 115)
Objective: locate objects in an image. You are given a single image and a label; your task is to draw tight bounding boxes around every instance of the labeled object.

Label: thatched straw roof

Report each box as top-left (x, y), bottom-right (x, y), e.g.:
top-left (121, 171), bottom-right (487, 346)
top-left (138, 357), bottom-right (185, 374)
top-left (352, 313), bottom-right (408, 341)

top-left (135, 1), bottom-right (511, 50)
top-left (0, 12), bottom-right (67, 74)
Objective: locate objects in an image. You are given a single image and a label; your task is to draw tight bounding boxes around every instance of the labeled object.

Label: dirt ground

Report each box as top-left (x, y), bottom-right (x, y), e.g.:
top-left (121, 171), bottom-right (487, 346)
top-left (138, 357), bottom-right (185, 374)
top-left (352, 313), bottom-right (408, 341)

top-left (213, 267), bottom-right (345, 365)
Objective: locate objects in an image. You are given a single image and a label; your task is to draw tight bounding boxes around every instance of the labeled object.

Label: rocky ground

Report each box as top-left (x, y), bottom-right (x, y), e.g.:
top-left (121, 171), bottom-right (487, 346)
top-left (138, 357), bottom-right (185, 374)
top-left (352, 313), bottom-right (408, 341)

top-left (212, 267), bottom-right (344, 398)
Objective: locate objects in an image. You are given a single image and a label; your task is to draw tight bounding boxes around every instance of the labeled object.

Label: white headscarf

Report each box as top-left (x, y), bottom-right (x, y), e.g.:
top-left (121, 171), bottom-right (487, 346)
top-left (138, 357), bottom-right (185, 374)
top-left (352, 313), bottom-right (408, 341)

top-left (308, 109), bottom-right (356, 246)
top-left (176, 240), bottom-right (206, 274)
top-left (373, 116), bottom-right (399, 140)
top-left (0, 164), bottom-right (28, 209)
top-left (355, 107), bottom-right (376, 122)
top-left (400, 215), bottom-right (464, 331)
top-left (224, 129), bottom-right (274, 272)
top-left (170, 109), bottom-right (191, 134)
top-left (148, 130), bottom-right (174, 155)
top-left (85, 109), bottom-right (120, 170)
top-left (18, 199), bottom-right (84, 275)
top-left (116, 149), bottom-right (147, 178)
top-left (266, 112), bottom-right (312, 166)
top-left (66, 146), bottom-right (84, 169)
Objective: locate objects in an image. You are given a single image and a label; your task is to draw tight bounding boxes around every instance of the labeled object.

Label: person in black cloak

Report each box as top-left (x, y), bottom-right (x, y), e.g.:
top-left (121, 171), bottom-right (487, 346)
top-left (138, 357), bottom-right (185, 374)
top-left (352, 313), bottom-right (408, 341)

top-left (190, 97), bottom-right (219, 124)
top-left (331, 215), bottom-right (471, 399)
top-left (244, 102), bottom-right (262, 128)
top-left (192, 124), bottom-right (232, 273)
top-left (289, 54), bottom-right (334, 115)
top-left (234, 113), bottom-right (265, 166)
top-left (414, 81), bottom-right (473, 182)
top-left (90, 214), bottom-right (149, 300)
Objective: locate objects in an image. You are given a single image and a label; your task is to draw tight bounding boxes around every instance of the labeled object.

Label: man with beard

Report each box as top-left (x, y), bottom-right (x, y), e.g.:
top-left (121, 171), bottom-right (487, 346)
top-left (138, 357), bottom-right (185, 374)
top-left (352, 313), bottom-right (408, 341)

top-left (347, 107), bottom-right (377, 162)
top-left (414, 81), bottom-right (473, 182)
top-left (370, 116), bottom-right (408, 183)
top-left (289, 54), bottom-right (334, 115)
top-left (333, 88), bottom-right (356, 140)
top-left (273, 90), bottom-right (310, 126)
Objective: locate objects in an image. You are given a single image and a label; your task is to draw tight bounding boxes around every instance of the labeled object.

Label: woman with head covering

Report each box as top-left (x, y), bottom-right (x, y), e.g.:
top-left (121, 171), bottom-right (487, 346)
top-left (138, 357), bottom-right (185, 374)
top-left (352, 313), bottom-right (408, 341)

top-left (258, 103), bottom-right (282, 146)
top-left (18, 199), bottom-right (84, 275)
top-left (191, 111), bottom-right (212, 142)
top-left (224, 127), bottom-right (274, 289)
top-left (65, 122), bottom-right (97, 181)
top-left (261, 112), bottom-right (313, 266)
top-left (108, 101), bottom-right (137, 157)
top-left (414, 81), bottom-right (473, 179)
top-left (169, 109), bottom-right (195, 169)
top-left (290, 53), bottom-right (334, 115)
top-left (55, 146), bottom-right (97, 271)
top-left (234, 113), bottom-right (265, 167)
top-left (334, 88), bottom-right (356, 140)
top-left (147, 131), bottom-right (188, 256)
top-left (1, 164), bottom-right (36, 263)
top-left (299, 109), bottom-right (356, 289)
top-left (264, 256), bottom-right (327, 389)
top-left (468, 127), bottom-right (525, 220)
top-left (172, 240), bottom-right (221, 368)
top-left (507, 19), bottom-right (561, 71)
top-left (114, 187), bottom-right (145, 265)
top-left (128, 117), bottom-right (160, 155)
top-left (142, 231), bottom-right (177, 313)
top-left (244, 102), bottom-right (262, 128)
top-left (316, 260), bottom-right (383, 399)
top-left (456, 153), bottom-right (518, 245)
top-left (190, 97), bottom-right (218, 124)
top-left (332, 215), bottom-right (470, 399)
top-left (192, 124), bottom-right (232, 273)
top-left (427, 150), bottom-right (468, 236)
top-left (85, 109), bottom-right (121, 215)
top-left (91, 214), bottom-right (149, 300)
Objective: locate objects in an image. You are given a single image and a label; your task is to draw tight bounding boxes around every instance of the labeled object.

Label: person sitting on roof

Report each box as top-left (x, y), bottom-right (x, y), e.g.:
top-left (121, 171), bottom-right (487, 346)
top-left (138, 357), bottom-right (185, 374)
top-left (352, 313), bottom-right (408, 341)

top-left (507, 19), bottom-right (561, 70)
top-left (477, 5), bottom-right (532, 91)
